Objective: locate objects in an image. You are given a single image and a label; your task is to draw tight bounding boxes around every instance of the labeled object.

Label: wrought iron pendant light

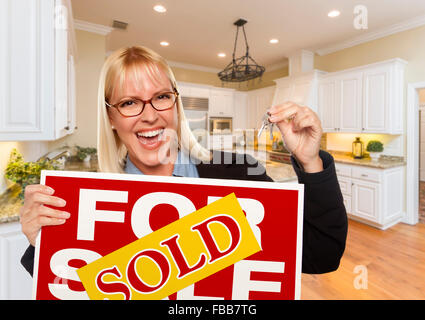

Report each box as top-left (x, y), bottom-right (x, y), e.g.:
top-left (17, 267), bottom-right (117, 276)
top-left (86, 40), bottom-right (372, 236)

top-left (218, 19), bottom-right (265, 83)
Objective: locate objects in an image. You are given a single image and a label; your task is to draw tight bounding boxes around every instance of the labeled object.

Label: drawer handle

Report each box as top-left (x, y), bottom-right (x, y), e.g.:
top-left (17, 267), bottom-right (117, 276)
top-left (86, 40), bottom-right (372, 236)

top-left (361, 174), bottom-right (368, 177)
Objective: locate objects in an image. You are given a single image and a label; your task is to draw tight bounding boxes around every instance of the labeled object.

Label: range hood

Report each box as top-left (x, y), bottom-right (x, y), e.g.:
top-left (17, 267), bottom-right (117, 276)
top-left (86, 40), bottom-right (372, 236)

top-left (271, 50), bottom-right (325, 113)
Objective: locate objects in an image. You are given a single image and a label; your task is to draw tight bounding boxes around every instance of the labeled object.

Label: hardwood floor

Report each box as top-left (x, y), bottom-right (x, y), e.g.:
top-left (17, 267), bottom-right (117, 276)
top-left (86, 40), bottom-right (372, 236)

top-left (301, 219), bottom-right (425, 300)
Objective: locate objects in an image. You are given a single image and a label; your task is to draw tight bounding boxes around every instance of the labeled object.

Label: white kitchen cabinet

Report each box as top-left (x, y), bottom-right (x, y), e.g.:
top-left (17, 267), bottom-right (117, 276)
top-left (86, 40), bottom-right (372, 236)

top-left (273, 70), bottom-right (324, 114)
top-left (233, 91), bottom-right (248, 130)
top-left (362, 61), bottom-right (405, 134)
top-left (209, 89), bottom-right (234, 117)
top-left (318, 59), bottom-right (406, 134)
top-left (0, 0), bottom-right (77, 141)
top-left (176, 82), bottom-right (210, 98)
top-left (318, 79), bottom-right (337, 132)
top-left (351, 179), bottom-right (380, 223)
top-left (337, 72), bottom-right (363, 132)
top-left (0, 222), bottom-right (33, 300)
top-left (319, 71), bottom-right (363, 133)
top-left (246, 86), bottom-right (275, 129)
top-left (336, 162), bottom-right (404, 230)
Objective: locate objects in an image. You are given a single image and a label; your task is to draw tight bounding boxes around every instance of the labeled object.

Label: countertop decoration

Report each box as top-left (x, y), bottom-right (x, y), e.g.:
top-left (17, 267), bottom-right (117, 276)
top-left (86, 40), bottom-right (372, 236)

top-left (366, 140), bottom-right (384, 162)
top-left (0, 151), bottom-right (99, 224)
top-left (76, 146), bottom-right (97, 162)
top-left (5, 148), bottom-right (60, 200)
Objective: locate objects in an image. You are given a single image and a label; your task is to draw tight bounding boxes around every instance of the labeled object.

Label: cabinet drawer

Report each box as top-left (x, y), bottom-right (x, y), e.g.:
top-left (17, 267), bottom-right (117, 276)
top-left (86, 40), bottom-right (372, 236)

top-left (352, 167), bottom-right (381, 182)
top-left (335, 163), bottom-right (351, 177)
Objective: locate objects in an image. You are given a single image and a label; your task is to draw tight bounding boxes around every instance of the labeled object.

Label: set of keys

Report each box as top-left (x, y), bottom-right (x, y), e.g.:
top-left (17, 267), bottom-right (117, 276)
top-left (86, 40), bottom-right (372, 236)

top-left (257, 112), bottom-right (274, 140)
top-left (257, 111), bottom-right (305, 171)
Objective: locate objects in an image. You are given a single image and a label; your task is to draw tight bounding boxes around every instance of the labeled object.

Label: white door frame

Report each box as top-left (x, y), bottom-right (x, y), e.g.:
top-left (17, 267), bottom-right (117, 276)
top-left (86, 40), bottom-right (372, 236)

top-left (405, 82), bottom-right (425, 225)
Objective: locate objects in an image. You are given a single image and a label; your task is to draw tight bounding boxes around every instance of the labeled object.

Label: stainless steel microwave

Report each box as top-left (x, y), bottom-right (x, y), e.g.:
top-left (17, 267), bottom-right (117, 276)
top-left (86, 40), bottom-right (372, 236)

top-left (209, 117), bottom-right (232, 134)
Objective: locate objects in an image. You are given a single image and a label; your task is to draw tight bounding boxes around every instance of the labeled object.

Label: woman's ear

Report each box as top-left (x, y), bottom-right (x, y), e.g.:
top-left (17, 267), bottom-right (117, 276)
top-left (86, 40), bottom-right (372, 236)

top-left (108, 114), bottom-right (116, 130)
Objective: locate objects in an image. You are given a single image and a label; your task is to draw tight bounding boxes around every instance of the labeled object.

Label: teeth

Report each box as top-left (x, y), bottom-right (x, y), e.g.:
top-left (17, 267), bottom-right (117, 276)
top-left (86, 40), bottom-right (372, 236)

top-left (137, 129), bottom-right (164, 138)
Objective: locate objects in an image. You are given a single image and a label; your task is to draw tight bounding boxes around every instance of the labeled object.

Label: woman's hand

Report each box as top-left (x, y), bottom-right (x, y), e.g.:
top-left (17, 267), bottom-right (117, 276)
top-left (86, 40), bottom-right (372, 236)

top-left (20, 184), bottom-right (70, 246)
top-left (268, 101), bottom-right (323, 173)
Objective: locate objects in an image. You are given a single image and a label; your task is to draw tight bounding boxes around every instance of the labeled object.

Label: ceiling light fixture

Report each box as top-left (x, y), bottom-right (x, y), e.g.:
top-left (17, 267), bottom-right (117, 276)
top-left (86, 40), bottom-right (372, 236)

top-left (160, 41), bottom-right (169, 46)
top-left (269, 39), bottom-right (279, 44)
top-left (218, 53), bottom-right (226, 57)
top-left (218, 18), bottom-right (265, 84)
top-left (328, 10), bottom-right (340, 17)
top-left (153, 4), bottom-right (167, 13)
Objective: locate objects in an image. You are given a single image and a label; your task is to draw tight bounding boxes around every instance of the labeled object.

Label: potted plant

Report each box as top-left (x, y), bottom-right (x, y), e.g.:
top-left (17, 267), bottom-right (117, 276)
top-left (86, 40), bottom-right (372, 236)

top-left (76, 146), bottom-right (97, 162)
top-left (5, 149), bottom-right (59, 199)
top-left (366, 140), bottom-right (384, 162)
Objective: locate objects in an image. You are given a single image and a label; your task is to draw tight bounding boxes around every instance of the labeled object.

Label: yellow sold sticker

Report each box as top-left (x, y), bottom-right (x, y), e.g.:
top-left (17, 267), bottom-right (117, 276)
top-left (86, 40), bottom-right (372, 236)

top-left (77, 193), bottom-right (261, 300)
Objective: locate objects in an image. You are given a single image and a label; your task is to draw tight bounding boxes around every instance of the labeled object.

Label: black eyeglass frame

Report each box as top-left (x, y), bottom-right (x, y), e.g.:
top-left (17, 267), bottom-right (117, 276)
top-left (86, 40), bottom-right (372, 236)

top-left (105, 88), bottom-right (179, 118)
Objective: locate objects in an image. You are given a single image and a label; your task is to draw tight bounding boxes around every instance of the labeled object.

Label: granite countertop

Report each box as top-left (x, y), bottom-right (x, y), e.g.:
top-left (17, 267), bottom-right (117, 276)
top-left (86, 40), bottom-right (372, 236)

top-left (265, 162), bottom-right (297, 182)
top-left (329, 151), bottom-right (406, 169)
top-left (0, 158), bottom-right (99, 224)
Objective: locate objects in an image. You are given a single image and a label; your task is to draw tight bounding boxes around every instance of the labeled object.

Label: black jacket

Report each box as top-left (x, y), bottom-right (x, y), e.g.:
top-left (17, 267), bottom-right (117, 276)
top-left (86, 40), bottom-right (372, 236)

top-left (21, 150), bottom-right (347, 275)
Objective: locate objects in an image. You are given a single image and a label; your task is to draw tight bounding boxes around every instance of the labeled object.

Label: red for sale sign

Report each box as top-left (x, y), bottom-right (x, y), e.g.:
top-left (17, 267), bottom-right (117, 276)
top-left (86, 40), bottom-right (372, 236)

top-left (33, 170), bottom-right (304, 300)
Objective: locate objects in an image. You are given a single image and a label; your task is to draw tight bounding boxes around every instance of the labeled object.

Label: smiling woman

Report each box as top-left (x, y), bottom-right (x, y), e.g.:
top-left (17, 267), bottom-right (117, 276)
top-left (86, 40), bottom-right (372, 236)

top-left (19, 45), bottom-right (348, 279)
top-left (98, 46), bottom-right (212, 174)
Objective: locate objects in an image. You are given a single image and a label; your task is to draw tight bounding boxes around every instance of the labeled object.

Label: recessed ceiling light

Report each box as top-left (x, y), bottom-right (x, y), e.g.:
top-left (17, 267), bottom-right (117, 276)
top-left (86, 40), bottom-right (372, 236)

top-left (218, 53), bottom-right (226, 58)
top-left (328, 10), bottom-right (340, 18)
top-left (269, 39), bottom-right (279, 44)
top-left (153, 4), bottom-right (167, 13)
top-left (160, 41), bottom-right (169, 46)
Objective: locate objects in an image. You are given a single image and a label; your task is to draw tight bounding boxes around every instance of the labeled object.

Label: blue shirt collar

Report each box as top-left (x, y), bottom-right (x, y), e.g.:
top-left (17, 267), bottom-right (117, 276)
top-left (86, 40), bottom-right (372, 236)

top-left (124, 150), bottom-right (199, 178)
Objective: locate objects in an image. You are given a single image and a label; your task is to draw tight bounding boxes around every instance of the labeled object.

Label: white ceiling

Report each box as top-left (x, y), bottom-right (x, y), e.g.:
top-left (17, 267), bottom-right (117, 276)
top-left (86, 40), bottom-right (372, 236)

top-left (71, 0), bottom-right (425, 70)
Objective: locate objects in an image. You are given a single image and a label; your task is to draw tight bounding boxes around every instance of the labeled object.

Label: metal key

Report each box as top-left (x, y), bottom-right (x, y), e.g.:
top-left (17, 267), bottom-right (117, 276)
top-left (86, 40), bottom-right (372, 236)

top-left (257, 112), bottom-right (273, 139)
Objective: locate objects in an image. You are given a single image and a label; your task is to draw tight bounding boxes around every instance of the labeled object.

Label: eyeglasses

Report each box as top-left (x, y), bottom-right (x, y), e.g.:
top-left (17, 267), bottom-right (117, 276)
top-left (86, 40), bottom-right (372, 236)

top-left (105, 89), bottom-right (179, 117)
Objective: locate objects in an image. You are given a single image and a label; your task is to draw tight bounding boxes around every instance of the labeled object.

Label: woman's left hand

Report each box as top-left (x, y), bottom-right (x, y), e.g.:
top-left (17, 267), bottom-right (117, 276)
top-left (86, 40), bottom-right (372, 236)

top-left (268, 101), bottom-right (323, 173)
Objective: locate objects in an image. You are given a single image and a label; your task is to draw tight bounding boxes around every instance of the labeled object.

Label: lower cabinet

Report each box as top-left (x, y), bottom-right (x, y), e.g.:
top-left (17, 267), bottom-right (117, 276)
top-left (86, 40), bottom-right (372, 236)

top-left (336, 163), bottom-right (404, 230)
top-left (0, 221), bottom-right (33, 299)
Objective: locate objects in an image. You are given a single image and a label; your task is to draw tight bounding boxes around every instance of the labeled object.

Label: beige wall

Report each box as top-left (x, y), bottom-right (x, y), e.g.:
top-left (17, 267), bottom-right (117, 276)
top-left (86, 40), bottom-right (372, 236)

top-left (419, 88), bottom-right (425, 105)
top-left (314, 25), bottom-right (425, 82)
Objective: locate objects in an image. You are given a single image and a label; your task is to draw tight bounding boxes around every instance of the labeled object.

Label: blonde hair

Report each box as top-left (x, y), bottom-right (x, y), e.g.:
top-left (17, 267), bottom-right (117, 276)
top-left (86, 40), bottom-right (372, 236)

top-left (97, 46), bottom-right (211, 173)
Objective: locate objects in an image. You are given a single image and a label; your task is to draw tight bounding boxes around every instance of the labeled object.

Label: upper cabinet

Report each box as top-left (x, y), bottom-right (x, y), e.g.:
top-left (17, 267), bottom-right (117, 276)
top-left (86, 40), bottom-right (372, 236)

top-left (209, 89), bottom-right (234, 117)
top-left (272, 70), bottom-right (325, 114)
top-left (177, 82), bottom-right (235, 118)
top-left (318, 59), bottom-right (407, 134)
top-left (0, 0), bottom-right (76, 141)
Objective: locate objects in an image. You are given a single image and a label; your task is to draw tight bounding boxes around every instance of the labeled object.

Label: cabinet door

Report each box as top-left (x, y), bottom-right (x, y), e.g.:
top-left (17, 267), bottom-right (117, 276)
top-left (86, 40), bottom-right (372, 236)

top-left (0, 0), bottom-right (55, 140)
top-left (233, 92), bottom-right (248, 130)
top-left (352, 179), bottom-right (380, 223)
top-left (363, 66), bottom-right (390, 133)
top-left (337, 72), bottom-right (362, 132)
top-left (318, 79), bottom-right (337, 132)
top-left (272, 83), bottom-right (292, 106)
top-left (291, 80), bottom-right (312, 106)
top-left (209, 90), bottom-right (234, 117)
top-left (55, 5), bottom-right (69, 139)
top-left (0, 222), bottom-right (33, 299)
